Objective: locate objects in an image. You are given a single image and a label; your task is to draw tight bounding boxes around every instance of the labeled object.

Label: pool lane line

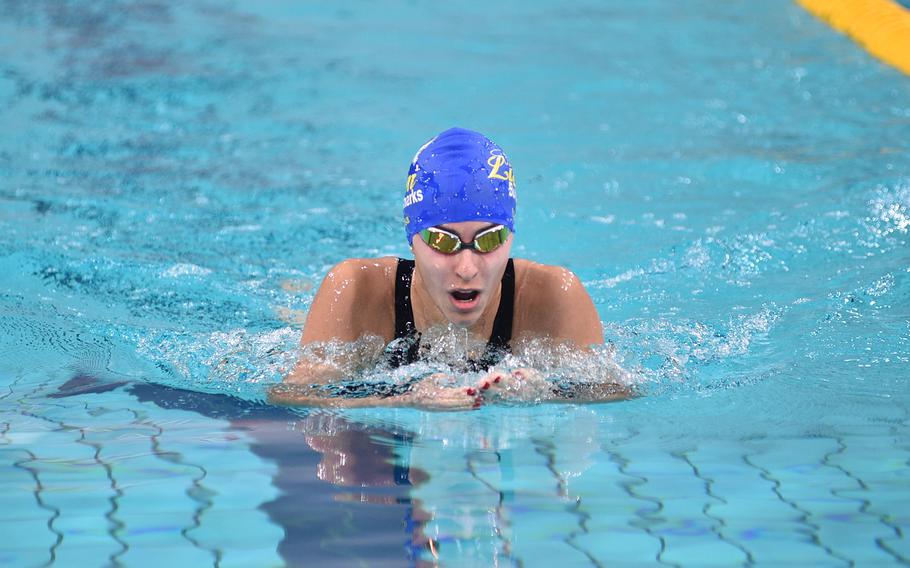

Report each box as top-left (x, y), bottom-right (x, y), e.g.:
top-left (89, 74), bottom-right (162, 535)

top-left (796, 0), bottom-right (910, 75)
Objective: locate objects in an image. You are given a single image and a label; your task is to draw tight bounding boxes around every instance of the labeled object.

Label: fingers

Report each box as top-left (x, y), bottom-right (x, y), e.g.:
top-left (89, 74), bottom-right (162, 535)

top-left (481, 372), bottom-right (504, 389)
top-left (466, 373), bottom-right (503, 397)
top-left (413, 369), bottom-right (537, 409)
top-left (422, 368), bottom-right (545, 410)
top-left (461, 371), bottom-right (509, 407)
top-left (464, 386), bottom-right (484, 409)
top-left (482, 371), bottom-right (506, 389)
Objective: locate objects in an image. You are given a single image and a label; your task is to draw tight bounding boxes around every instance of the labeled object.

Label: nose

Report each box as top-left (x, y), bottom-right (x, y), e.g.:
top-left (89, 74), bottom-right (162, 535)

top-left (454, 249), bottom-right (479, 281)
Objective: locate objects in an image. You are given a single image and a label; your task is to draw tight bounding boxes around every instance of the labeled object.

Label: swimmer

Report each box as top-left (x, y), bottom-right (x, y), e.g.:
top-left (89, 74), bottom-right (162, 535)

top-left (270, 127), bottom-right (631, 409)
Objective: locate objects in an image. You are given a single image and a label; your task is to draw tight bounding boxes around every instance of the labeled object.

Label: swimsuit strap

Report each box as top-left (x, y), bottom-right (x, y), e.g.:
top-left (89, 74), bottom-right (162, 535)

top-left (394, 258), bottom-right (417, 339)
top-left (487, 258), bottom-right (515, 350)
top-left (388, 259), bottom-right (420, 368)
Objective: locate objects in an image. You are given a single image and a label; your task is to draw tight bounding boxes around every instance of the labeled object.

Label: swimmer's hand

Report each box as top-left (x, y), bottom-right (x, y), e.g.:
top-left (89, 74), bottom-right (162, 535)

top-left (406, 374), bottom-right (483, 410)
top-left (471, 368), bottom-right (635, 404)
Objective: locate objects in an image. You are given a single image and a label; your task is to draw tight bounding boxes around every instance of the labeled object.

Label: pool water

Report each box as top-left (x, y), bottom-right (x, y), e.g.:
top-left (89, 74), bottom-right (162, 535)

top-left (1, 0), bottom-right (909, 566)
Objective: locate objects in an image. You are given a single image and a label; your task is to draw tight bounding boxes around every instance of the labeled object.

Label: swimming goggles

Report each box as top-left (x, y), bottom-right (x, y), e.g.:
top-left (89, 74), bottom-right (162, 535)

top-left (418, 225), bottom-right (510, 254)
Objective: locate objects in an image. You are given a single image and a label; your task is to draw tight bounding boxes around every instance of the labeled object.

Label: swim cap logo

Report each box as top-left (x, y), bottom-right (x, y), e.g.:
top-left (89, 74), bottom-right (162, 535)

top-left (403, 172), bottom-right (424, 207)
top-left (487, 151), bottom-right (517, 199)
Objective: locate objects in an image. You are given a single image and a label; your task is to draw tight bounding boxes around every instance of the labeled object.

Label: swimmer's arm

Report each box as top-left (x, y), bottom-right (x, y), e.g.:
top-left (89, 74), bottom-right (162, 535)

top-left (478, 367), bottom-right (637, 403)
top-left (548, 376), bottom-right (638, 402)
top-left (268, 385), bottom-right (404, 408)
top-left (268, 377), bottom-right (483, 410)
top-left (283, 356), bottom-right (346, 385)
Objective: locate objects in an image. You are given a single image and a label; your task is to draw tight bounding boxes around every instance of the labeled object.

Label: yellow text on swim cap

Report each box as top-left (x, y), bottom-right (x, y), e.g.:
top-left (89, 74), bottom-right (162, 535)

top-left (487, 155), bottom-right (514, 184)
top-left (404, 173), bottom-right (423, 207)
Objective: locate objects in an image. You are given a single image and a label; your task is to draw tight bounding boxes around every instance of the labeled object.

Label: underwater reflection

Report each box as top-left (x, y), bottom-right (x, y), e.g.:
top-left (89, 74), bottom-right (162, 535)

top-left (54, 374), bottom-right (607, 566)
top-left (55, 375), bottom-right (437, 566)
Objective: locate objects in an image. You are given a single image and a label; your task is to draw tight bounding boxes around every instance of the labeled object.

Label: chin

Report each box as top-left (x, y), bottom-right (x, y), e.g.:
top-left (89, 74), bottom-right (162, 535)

top-left (447, 316), bottom-right (476, 328)
top-left (446, 311), bottom-right (481, 328)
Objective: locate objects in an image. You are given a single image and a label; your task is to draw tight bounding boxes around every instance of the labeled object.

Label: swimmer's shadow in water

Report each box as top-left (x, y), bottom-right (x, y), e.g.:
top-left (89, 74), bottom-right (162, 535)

top-left (49, 373), bottom-right (300, 421)
top-left (48, 374), bottom-right (433, 565)
top-left (48, 374), bottom-right (129, 398)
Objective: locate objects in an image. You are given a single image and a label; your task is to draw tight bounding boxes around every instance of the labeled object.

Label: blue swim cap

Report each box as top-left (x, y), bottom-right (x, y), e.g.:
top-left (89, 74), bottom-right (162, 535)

top-left (403, 127), bottom-right (517, 244)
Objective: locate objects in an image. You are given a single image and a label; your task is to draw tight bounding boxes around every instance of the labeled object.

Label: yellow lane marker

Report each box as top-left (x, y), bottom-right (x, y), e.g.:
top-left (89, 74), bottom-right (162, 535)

top-left (797, 0), bottom-right (910, 75)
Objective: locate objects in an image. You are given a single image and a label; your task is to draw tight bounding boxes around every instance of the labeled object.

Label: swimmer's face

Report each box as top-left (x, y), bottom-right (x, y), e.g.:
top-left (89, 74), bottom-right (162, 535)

top-left (412, 221), bottom-right (513, 328)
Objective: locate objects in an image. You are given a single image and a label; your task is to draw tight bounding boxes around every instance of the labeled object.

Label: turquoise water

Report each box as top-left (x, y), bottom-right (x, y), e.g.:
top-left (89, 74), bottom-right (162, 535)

top-left (1, 0), bottom-right (909, 566)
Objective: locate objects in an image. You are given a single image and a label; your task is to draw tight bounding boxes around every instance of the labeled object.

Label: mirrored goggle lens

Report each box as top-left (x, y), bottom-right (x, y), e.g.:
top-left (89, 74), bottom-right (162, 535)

top-left (421, 229), bottom-right (461, 253)
top-left (473, 226), bottom-right (510, 253)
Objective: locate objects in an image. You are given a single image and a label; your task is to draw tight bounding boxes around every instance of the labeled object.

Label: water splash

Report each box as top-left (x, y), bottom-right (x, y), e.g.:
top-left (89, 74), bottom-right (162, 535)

top-left (605, 304), bottom-right (785, 392)
top-left (864, 180), bottom-right (910, 239)
top-left (136, 326), bottom-right (300, 397)
top-left (128, 299), bottom-right (795, 404)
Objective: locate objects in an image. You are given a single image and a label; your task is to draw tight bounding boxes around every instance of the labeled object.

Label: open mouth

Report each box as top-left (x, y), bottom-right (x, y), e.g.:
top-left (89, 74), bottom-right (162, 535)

top-left (450, 289), bottom-right (481, 311)
top-left (451, 290), bottom-right (479, 302)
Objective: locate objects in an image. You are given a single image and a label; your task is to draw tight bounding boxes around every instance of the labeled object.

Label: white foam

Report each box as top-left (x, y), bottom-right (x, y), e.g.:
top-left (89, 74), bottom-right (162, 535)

top-left (161, 263), bottom-right (212, 277)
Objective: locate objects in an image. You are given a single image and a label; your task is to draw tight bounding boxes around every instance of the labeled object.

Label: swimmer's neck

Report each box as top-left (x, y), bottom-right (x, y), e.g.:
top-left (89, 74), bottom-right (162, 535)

top-left (410, 268), bottom-right (502, 339)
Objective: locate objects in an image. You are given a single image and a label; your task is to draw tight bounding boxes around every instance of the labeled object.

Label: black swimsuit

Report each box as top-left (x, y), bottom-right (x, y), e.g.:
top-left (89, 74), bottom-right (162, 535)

top-left (310, 258), bottom-right (603, 400)
top-left (307, 258), bottom-right (516, 400)
top-left (385, 258), bottom-right (515, 371)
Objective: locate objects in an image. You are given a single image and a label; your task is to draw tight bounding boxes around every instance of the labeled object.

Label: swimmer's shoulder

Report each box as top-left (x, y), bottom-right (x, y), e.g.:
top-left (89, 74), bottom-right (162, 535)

top-left (511, 258), bottom-right (603, 345)
top-left (322, 256), bottom-right (399, 308)
top-left (512, 258), bottom-right (583, 299)
top-left (326, 256), bottom-right (399, 286)
top-left (305, 257), bottom-right (399, 342)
